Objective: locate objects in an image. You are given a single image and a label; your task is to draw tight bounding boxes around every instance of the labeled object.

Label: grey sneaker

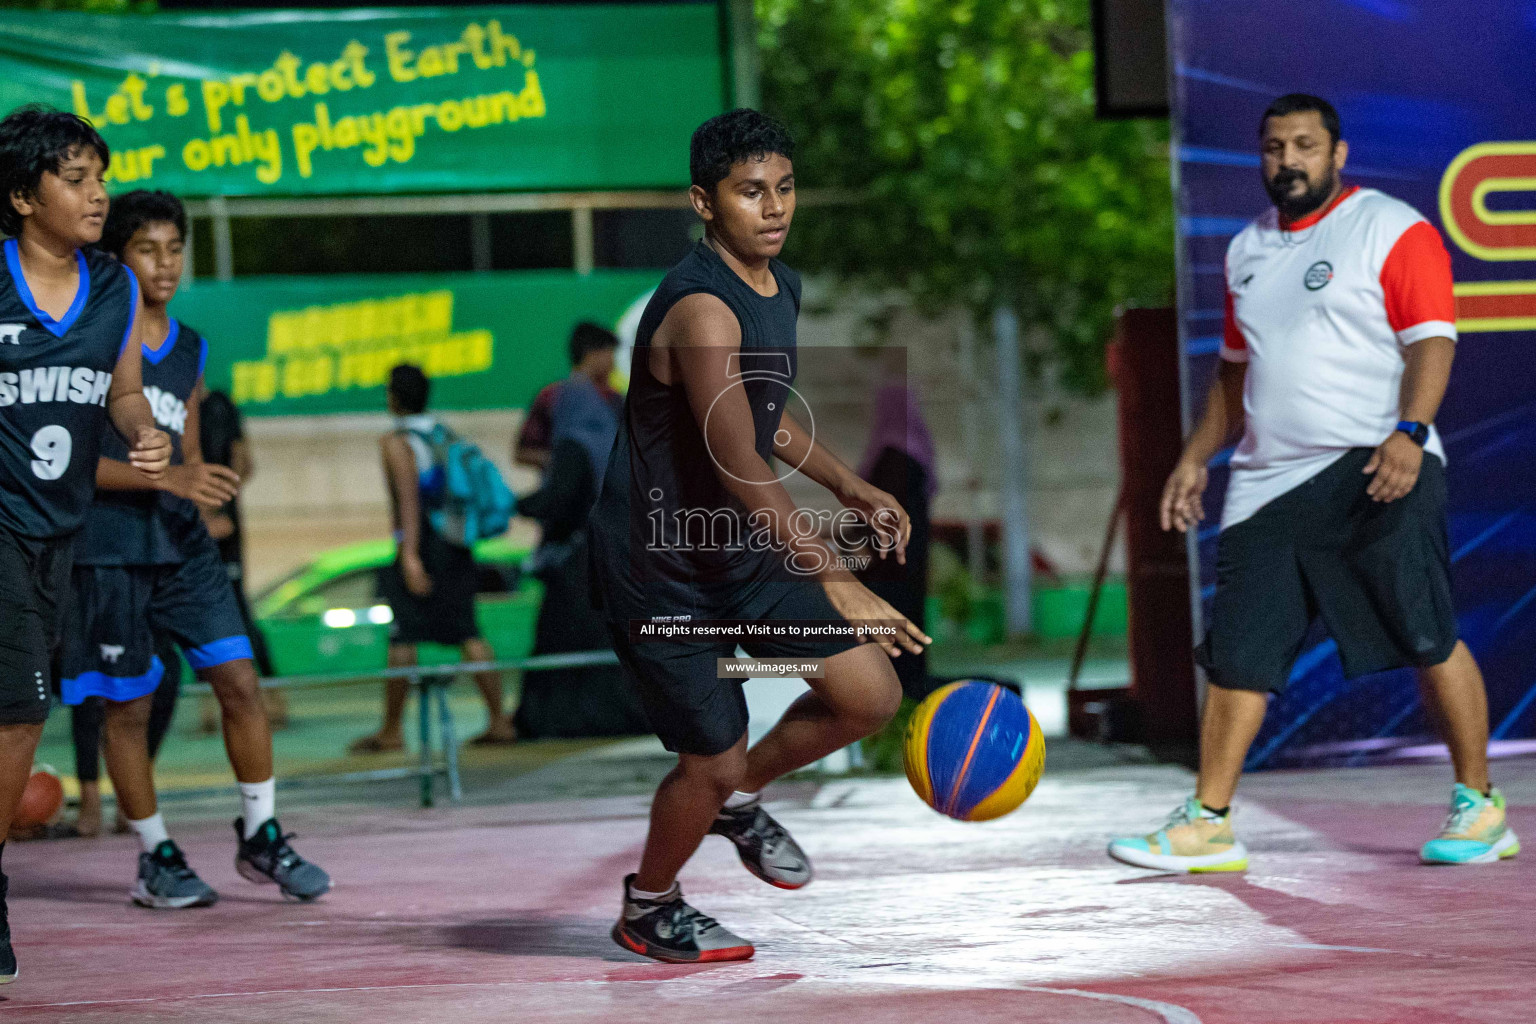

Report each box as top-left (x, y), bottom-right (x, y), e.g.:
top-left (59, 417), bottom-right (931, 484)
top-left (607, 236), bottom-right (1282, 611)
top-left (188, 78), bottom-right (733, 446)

top-left (132, 841), bottom-right (219, 909)
top-left (709, 798), bottom-right (813, 889)
top-left (234, 817), bottom-right (331, 901)
top-left (611, 874), bottom-right (754, 963)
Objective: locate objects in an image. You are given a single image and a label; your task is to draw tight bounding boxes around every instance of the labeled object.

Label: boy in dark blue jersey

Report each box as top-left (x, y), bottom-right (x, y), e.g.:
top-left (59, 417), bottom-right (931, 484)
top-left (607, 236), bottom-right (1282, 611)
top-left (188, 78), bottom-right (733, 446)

top-left (0, 105), bottom-right (172, 984)
top-left (59, 190), bottom-right (330, 909)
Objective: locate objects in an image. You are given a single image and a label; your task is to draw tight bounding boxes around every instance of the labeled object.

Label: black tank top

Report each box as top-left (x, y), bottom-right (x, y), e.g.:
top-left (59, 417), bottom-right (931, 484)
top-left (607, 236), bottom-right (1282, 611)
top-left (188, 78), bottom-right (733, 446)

top-left (0, 241), bottom-right (137, 539)
top-left (589, 240), bottom-right (802, 618)
top-left (76, 319), bottom-right (210, 565)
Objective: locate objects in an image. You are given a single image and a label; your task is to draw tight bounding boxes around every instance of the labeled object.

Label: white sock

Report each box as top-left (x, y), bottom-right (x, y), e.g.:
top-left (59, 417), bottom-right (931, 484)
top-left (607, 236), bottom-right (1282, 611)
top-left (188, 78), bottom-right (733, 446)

top-left (723, 790), bottom-right (759, 810)
top-left (127, 812), bottom-right (170, 853)
top-left (628, 880), bottom-right (679, 902)
top-left (239, 778), bottom-right (276, 838)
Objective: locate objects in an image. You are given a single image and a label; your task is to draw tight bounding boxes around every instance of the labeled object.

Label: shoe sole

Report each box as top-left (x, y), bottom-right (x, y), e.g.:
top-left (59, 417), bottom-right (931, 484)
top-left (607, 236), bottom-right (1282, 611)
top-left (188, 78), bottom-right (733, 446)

top-left (131, 881), bottom-right (218, 909)
top-left (1108, 842), bottom-right (1249, 873)
top-left (610, 922), bottom-right (754, 964)
top-left (714, 826), bottom-right (814, 890)
top-left (0, 968), bottom-right (15, 985)
top-left (1421, 831), bottom-right (1520, 865)
top-left (741, 858), bottom-right (813, 891)
top-left (236, 857), bottom-right (332, 901)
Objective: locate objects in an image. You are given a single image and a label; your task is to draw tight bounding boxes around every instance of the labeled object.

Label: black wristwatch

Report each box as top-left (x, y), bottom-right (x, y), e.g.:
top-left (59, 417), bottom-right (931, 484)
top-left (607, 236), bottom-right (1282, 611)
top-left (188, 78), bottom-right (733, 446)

top-left (1397, 420), bottom-right (1430, 447)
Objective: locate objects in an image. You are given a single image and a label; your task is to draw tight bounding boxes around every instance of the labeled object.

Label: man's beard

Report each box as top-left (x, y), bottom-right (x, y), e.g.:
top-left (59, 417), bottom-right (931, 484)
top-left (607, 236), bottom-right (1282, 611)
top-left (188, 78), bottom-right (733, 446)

top-left (1264, 165), bottom-right (1340, 222)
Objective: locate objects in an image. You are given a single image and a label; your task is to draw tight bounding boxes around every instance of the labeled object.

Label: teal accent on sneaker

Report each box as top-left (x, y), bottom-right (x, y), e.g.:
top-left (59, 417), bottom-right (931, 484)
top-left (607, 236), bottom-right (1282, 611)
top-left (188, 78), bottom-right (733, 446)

top-left (1419, 784), bottom-right (1519, 865)
top-left (132, 840), bottom-right (219, 909)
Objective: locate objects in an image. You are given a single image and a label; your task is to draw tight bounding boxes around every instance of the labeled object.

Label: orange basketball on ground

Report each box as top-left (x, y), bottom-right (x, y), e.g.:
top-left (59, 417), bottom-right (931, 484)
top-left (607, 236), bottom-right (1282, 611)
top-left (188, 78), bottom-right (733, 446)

top-left (14, 768), bottom-right (64, 829)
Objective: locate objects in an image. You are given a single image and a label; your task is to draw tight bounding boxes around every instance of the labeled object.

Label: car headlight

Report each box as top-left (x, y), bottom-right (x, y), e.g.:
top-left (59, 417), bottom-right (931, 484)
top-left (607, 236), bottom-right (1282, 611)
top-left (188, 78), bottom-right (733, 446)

top-left (323, 608), bottom-right (358, 629)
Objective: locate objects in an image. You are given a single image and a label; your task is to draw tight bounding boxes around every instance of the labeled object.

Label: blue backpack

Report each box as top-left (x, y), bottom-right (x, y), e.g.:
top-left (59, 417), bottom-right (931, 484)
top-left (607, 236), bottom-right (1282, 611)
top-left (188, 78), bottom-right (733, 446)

top-left (408, 423), bottom-right (515, 547)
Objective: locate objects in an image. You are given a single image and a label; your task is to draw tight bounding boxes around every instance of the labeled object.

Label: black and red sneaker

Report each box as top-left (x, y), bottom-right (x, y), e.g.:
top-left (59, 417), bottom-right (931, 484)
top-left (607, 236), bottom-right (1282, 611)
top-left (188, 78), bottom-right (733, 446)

top-left (611, 874), bottom-right (754, 963)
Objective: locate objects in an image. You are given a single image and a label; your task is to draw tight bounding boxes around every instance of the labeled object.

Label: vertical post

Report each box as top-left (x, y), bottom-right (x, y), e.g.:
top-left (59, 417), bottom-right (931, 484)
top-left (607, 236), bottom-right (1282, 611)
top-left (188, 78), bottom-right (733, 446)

top-left (992, 306), bottom-right (1032, 637)
top-left (572, 206), bottom-right (594, 276)
top-left (208, 194), bottom-right (234, 282)
top-left (957, 317), bottom-right (986, 589)
top-left (469, 213), bottom-right (493, 272)
top-left (416, 673), bottom-right (434, 808)
top-left (1163, 4), bottom-right (1207, 711)
top-left (434, 680), bottom-right (463, 802)
top-left (725, 0), bottom-right (762, 109)
top-left (180, 218), bottom-right (195, 289)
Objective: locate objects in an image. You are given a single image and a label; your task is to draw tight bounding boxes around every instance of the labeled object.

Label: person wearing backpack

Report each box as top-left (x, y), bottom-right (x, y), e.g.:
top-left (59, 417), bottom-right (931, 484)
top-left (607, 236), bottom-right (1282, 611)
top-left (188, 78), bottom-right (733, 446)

top-left (349, 364), bottom-right (516, 753)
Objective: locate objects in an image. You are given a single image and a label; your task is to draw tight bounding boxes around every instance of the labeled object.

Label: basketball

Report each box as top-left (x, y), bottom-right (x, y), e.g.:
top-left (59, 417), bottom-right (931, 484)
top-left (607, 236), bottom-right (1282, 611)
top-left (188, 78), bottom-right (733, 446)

top-left (904, 681), bottom-right (1046, 821)
top-left (14, 766), bottom-right (64, 830)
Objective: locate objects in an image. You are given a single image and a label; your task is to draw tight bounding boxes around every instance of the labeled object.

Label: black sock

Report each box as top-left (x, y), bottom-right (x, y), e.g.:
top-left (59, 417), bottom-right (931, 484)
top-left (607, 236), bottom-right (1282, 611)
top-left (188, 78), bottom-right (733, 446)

top-left (1201, 803), bottom-right (1230, 818)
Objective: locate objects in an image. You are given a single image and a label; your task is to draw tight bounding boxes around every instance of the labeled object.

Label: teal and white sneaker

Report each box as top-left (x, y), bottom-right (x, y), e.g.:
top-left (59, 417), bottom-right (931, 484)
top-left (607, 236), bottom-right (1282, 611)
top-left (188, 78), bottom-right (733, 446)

top-left (1108, 796), bottom-right (1249, 873)
top-left (1420, 783), bottom-right (1519, 865)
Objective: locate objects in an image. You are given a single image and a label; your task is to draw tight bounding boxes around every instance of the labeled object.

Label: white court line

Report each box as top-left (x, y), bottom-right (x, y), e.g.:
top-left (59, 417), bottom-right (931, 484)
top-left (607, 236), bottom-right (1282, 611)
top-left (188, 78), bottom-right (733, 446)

top-left (5, 971), bottom-right (1203, 1023)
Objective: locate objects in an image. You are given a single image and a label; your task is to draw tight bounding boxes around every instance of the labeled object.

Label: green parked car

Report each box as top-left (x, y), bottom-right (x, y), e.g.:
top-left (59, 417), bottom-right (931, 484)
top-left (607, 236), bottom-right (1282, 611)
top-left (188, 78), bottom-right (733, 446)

top-left (252, 537), bottom-right (545, 677)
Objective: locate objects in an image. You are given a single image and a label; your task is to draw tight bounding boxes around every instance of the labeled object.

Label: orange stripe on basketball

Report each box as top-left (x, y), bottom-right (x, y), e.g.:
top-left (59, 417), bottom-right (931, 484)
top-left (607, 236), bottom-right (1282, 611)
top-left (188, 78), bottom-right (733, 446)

top-left (944, 685), bottom-right (1001, 817)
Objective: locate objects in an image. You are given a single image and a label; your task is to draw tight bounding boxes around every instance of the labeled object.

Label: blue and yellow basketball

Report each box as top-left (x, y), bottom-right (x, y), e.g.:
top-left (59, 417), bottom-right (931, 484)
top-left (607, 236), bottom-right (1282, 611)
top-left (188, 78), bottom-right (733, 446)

top-left (903, 681), bottom-right (1046, 821)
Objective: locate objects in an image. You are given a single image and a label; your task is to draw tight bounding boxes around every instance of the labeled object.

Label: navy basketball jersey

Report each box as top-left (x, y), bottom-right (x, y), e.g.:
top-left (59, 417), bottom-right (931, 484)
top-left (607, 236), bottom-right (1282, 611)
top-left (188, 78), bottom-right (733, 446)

top-left (0, 240), bottom-right (136, 539)
top-left (76, 319), bottom-right (208, 566)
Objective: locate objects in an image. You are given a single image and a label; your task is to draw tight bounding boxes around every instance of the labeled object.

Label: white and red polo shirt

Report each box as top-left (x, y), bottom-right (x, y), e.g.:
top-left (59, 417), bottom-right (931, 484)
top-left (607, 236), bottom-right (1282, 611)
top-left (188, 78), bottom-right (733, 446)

top-left (1220, 185), bottom-right (1457, 529)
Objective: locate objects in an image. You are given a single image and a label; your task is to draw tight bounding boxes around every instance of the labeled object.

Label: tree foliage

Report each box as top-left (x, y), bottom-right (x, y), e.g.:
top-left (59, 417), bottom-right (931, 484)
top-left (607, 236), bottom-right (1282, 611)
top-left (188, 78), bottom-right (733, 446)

top-left (758, 0), bottom-right (1174, 393)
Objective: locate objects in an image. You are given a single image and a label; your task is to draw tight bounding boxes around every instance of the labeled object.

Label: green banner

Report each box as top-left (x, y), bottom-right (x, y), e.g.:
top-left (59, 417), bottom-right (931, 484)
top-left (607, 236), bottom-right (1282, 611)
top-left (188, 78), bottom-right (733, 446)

top-left (0, 5), bottom-right (724, 196)
top-left (171, 270), bottom-right (658, 416)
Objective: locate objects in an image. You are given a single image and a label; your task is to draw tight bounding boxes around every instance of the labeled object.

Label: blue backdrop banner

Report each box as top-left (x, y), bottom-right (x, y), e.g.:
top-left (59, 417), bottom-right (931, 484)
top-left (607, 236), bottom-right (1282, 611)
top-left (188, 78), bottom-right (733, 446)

top-left (1168, 0), bottom-right (1536, 767)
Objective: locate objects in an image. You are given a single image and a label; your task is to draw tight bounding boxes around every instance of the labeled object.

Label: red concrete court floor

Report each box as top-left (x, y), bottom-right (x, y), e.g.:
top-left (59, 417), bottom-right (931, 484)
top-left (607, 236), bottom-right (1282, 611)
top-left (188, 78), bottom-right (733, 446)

top-left (2, 753), bottom-right (1531, 1023)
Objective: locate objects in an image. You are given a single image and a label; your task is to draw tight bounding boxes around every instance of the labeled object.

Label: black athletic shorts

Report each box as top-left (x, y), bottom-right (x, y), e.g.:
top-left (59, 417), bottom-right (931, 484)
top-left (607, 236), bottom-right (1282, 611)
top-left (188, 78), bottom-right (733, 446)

top-left (0, 526), bottom-right (72, 725)
top-left (607, 580), bottom-right (861, 756)
top-left (1198, 447), bottom-right (1458, 694)
top-left (61, 535), bottom-right (252, 706)
top-left (381, 525), bottom-right (480, 647)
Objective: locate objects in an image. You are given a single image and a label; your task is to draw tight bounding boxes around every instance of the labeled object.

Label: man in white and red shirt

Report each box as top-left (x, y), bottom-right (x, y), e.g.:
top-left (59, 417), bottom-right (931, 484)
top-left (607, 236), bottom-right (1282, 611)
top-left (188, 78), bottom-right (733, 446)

top-left (1109, 94), bottom-right (1517, 873)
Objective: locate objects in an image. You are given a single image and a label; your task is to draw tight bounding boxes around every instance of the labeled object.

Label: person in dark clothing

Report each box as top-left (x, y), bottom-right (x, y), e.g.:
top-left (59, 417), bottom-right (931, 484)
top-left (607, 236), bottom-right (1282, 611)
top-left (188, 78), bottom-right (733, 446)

top-left (854, 367), bottom-right (937, 700)
top-left (350, 364), bottom-right (514, 752)
top-left (198, 388), bottom-right (284, 728)
top-left (513, 322), bottom-right (622, 472)
top-left (513, 327), bottom-right (648, 739)
top-left (590, 110), bottom-right (928, 962)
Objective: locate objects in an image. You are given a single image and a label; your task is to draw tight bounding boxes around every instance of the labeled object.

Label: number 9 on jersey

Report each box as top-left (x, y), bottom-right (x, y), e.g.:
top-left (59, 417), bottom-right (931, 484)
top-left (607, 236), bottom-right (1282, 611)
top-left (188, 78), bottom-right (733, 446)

top-left (30, 425), bottom-right (72, 481)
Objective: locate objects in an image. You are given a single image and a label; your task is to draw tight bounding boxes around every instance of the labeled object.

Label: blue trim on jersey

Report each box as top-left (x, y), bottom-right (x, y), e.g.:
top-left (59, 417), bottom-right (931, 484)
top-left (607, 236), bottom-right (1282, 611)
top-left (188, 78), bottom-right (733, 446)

top-left (5, 238), bottom-right (91, 338)
top-left (142, 317), bottom-right (179, 365)
top-left (61, 656), bottom-right (165, 706)
top-left (119, 265), bottom-right (138, 358)
top-left (184, 634), bottom-right (253, 669)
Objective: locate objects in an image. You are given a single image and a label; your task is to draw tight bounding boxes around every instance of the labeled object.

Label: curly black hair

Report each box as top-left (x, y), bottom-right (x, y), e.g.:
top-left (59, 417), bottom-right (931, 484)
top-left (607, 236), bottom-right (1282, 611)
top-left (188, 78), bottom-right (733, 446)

top-left (689, 108), bottom-right (795, 193)
top-left (101, 190), bottom-right (187, 258)
top-left (0, 104), bottom-right (110, 238)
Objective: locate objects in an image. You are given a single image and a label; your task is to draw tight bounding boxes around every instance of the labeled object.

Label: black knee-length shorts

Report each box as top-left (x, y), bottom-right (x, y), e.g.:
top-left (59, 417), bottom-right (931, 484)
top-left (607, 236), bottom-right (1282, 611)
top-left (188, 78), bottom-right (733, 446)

top-left (1198, 448), bottom-right (1458, 693)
